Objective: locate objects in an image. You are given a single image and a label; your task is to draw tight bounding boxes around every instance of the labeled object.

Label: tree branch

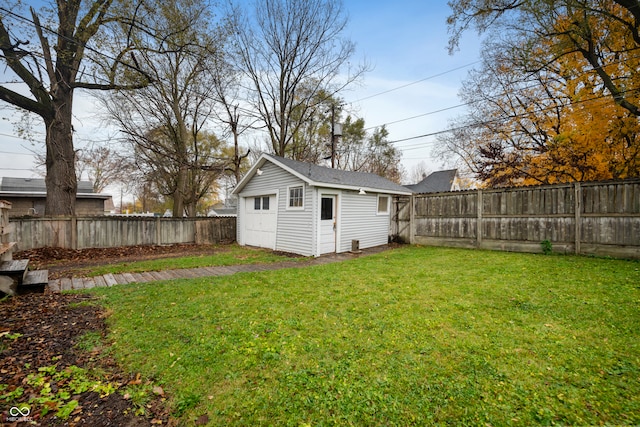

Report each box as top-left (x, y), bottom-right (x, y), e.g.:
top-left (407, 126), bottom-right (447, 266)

top-left (0, 14), bottom-right (53, 118)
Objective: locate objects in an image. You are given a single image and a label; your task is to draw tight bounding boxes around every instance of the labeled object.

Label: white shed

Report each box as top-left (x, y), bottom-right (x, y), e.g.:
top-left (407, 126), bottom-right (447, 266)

top-left (233, 154), bottom-right (412, 257)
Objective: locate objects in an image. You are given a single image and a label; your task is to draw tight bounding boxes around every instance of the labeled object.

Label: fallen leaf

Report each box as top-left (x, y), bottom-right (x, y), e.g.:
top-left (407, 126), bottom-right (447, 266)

top-left (153, 386), bottom-right (164, 396)
top-left (196, 414), bottom-right (209, 425)
top-left (129, 373), bottom-right (142, 385)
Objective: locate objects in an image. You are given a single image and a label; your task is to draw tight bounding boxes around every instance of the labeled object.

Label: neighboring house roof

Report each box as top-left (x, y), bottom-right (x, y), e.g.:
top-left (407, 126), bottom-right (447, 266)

top-left (406, 169), bottom-right (458, 193)
top-left (0, 177), bottom-right (110, 199)
top-left (233, 154), bottom-right (412, 195)
top-left (210, 208), bottom-right (237, 216)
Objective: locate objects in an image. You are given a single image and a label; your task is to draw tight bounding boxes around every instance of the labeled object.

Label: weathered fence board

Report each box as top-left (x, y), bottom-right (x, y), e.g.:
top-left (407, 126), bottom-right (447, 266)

top-left (400, 179), bottom-right (640, 259)
top-left (195, 218), bottom-right (236, 244)
top-left (10, 216), bottom-right (236, 250)
top-left (390, 196), bottom-right (411, 243)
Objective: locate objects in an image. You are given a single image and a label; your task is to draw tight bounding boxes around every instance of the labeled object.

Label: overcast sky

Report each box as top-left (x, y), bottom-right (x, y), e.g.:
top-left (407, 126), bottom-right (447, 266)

top-left (0, 0), bottom-right (481, 187)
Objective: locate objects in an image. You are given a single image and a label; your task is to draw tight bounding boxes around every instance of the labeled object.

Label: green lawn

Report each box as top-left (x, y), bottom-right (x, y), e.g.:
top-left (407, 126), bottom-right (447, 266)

top-left (75, 244), bottom-right (300, 277)
top-left (92, 246), bottom-right (640, 426)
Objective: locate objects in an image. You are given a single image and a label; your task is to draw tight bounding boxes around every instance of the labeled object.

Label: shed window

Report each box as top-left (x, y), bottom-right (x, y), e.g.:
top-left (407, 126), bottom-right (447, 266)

top-left (254, 196), bottom-right (271, 210)
top-left (288, 186), bottom-right (304, 209)
top-left (321, 197), bottom-right (333, 220)
top-left (377, 195), bottom-right (390, 215)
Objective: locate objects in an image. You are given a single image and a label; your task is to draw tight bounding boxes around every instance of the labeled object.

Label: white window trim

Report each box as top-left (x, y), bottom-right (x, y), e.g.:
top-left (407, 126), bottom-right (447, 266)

top-left (377, 194), bottom-right (390, 215)
top-left (286, 185), bottom-right (305, 210)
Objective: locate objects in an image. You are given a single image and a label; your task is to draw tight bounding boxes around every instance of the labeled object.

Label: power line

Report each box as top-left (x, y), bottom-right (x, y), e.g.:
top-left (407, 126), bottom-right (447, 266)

top-left (3, 4), bottom-right (640, 160)
top-left (0, 131), bottom-right (44, 141)
top-left (0, 6), bottom-right (257, 131)
top-left (347, 61), bottom-right (480, 104)
top-left (0, 167), bottom-right (35, 171)
top-left (0, 6), bottom-right (152, 87)
top-left (362, 51), bottom-right (640, 133)
top-left (0, 150), bottom-right (34, 156)
top-left (387, 86), bottom-right (640, 150)
top-left (363, 103), bottom-right (467, 131)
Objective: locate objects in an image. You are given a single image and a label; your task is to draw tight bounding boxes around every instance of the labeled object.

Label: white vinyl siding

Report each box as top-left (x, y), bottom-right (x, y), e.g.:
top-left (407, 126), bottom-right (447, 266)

top-left (239, 162), bottom-right (314, 256)
top-left (339, 191), bottom-right (391, 252)
top-left (278, 182), bottom-right (315, 256)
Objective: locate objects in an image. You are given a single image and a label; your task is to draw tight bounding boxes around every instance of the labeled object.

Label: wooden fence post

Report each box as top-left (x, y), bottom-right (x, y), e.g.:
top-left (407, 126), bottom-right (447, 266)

top-left (409, 194), bottom-right (416, 244)
top-left (71, 217), bottom-right (77, 250)
top-left (574, 182), bottom-right (581, 255)
top-left (155, 216), bottom-right (161, 245)
top-left (477, 189), bottom-right (483, 248)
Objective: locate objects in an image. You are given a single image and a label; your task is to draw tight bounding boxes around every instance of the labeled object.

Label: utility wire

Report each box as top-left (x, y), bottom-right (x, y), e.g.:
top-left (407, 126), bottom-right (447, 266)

top-left (3, 5), bottom-right (640, 155)
top-left (347, 61), bottom-right (480, 104)
top-left (0, 6), bottom-right (152, 87)
top-left (0, 167), bottom-right (35, 171)
top-left (387, 86), bottom-right (640, 149)
top-left (363, 103), bottom-right (468, 131)
top-left (0, 150), bottom-right (34, 156)
top-left (362, 51), bottom-right (640, 133)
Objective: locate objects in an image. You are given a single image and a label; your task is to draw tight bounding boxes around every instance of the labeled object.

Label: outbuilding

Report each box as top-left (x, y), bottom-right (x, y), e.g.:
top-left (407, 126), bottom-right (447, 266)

top-left (0, 177), bottom-right (112, 217)
top-left (233, 154), bottom-right (412, 257)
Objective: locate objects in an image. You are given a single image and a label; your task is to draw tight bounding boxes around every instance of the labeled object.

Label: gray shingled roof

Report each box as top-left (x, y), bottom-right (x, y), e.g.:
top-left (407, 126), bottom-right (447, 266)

top-left (0, 177), bottom-right (95, 193)
top-left (406, 169), bottom-right (458, 193)
top-left (265, 154), bottom-right (412, 194)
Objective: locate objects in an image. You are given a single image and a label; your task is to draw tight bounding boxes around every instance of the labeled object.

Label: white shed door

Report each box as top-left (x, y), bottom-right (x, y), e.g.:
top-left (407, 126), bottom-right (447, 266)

top-left (244, 195), bottom-right (277, 249)
top-left (320, 195), bottom-right (336, 254)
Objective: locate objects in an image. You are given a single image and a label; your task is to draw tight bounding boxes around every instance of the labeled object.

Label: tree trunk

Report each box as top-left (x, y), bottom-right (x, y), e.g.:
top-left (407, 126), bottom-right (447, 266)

top-left (44, 89), bottom-right (77, 217)
top-left (233, 123), bottom-right (241, 183)
top-left (172, 164), bottom-right (187, 217)
top-left (185, 201), bottom-right (196, 217)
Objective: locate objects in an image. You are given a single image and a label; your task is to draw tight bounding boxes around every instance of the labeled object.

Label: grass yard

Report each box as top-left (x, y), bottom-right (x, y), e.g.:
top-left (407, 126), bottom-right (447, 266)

top-left (91, 246), bottom-right (640, 426)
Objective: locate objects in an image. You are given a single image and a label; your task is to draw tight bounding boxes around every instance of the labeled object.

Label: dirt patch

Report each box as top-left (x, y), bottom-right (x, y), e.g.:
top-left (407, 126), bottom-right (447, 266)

top-left (0, 293), bottom-right (172, 426)
top-left (15, 244), bottom-right (228, 280)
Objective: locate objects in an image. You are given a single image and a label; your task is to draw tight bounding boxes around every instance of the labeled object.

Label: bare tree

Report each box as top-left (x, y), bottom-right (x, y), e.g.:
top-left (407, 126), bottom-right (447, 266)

top-left (209, 54), bottom-right (254, 184)
top-left (34, 142), bottom-right (134, 193)
top-left (0, 0), bottom-right (150, 215)
top-left (102, 0), bottom-right (228, 216)
top-left (75, 144), bottom-right (134, 193)
top-left (407, 161), bottom-right (432, 185)
top-left (131, 129), bottom-right (224, 215)
top-left (231, 0), bottom-right (367, 157)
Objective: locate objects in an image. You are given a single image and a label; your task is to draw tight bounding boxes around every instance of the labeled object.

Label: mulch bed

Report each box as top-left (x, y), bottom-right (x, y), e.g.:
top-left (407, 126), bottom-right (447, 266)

top-left (15, 244), bottom-right (224, 280)
top-left (16, 244), bottom-right (221, 267)
top-left (0, 293), bottom-right (172, 426)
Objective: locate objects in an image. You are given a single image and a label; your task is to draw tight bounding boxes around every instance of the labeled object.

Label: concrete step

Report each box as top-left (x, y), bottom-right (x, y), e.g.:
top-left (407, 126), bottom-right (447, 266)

top-left (20, 270), bottom-right (48, 294)
top-left (0, 275), bottom-right (17, 297)
top-left (0, 259), bottom-right (28, 284)
top-left (0, 259), bottom-right (29, 274)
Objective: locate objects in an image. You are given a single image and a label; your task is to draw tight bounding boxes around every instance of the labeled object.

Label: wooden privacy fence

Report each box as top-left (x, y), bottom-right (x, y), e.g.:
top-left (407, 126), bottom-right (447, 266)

top-left (9, 216), bottom-right (236, 251)
top-left (393, 179), bottom-right (640, 259)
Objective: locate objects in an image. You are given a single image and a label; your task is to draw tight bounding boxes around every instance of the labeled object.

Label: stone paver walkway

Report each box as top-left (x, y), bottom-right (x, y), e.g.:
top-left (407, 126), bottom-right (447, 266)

top-left (48, 245), bottom-right (392, 292)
